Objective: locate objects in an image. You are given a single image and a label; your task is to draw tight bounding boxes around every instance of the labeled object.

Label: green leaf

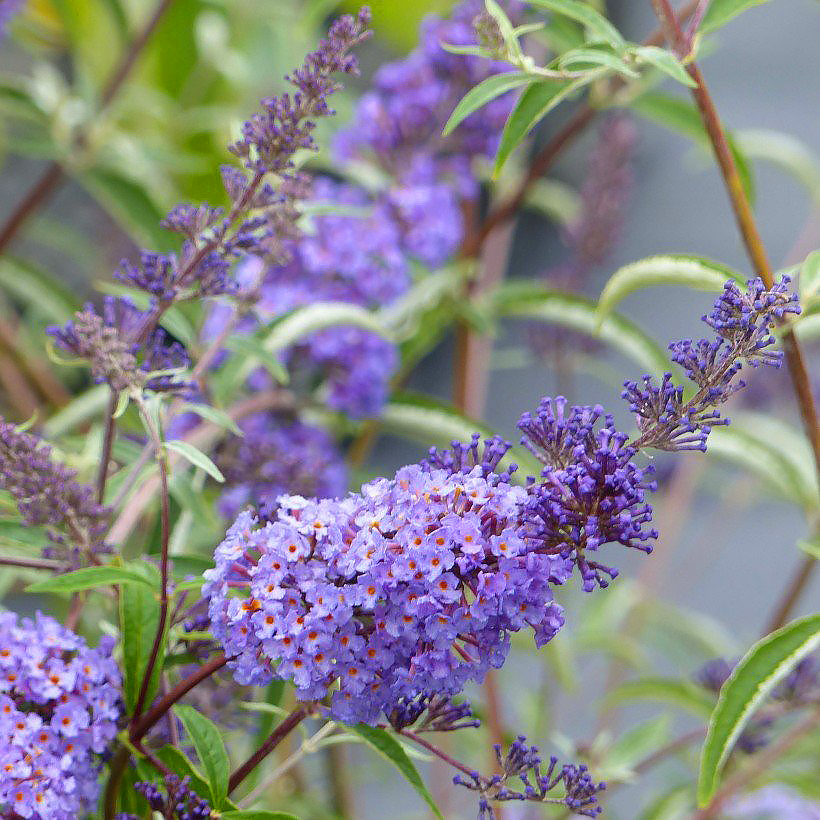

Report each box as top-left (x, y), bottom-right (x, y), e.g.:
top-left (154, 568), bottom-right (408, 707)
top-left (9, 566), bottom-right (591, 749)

top-left (490, 282), bottom-right (670, 376)
top-left (43, 385), bottom-right (110, 437)
top-left (527, 0), bottom-right (626, 52)
top-left (522, 178), bottom-right (581, 226)
top-left (79, 168), bottom-right (175, 251)
top-left (557, 47), bottom-right (637, 77)
top-left (26, 565), bottom-right (153, 594)
top-left (351, 724), bottom-right (443, 819)
top-left (736, 129), bottom-right (820, 204)
top-left (174, 704), bottom-right (230, 808)
top-left (799, 250), bottom-right (820, 305)
top-left (178, 402), bottom-right (242, 435)
top-left (262, 302), bottom-right (393, 355)
top-left (220, 813), bottom-right (299, 820)
top-left (443, 72), bottom-right (535, 136)
top-left (120, 565), bottom-right (164, 714)
top-left (0, 256), bottom-right (77, 323)
top-left (597, 254), bottom-right (744, 323)
top-left (606, 715), bottom-right (671, 774)
top-left (706, 419), bottom-right (818, 510)
top-left (224, 334), bottom-right (290, 385)
top-left (699, 0), bottom-right (770, 35)
top-left (797, 536), bottom-right (820, 561)
top-left (631, 45), bottom-right (696, 87)
top-left (380, 393), bottom-right (542, 479)
top-left (631, 92), bottom-right (756, 203)
top-left (495, 73), bottom-right (603, 173)
top-left (165, 439), bottom-right (225, 483)
top-left (697, 614), bottom-right (820, 806)
top-left (604, 677), bottom-right (715, 718)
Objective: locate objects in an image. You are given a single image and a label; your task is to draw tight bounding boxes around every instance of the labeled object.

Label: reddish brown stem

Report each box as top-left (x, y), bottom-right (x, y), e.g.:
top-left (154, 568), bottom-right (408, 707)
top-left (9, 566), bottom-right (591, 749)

top-left (227, 705), bottom-right (311, 795)
top-left (96, 390), bottom-right (119, 503)
top-left (649, 0), bottom-right (820, 627)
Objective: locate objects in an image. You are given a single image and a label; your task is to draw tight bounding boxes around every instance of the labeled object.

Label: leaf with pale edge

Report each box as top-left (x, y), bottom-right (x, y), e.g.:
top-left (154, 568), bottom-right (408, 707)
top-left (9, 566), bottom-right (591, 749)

top-left (27, 565), bottom-right (153, 594)
top-left (443, 72), bottom-right (535, 136)
top-left (165, 440), bottom-right (225, 483)
top-left (697, 614), bottom-right (820, 807)
top-left (596, 254), bottom-right (744, 323)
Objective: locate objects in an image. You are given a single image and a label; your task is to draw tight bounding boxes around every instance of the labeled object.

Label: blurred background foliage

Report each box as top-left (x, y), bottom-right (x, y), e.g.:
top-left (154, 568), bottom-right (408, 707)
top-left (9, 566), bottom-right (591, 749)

top-left (0, 0), bottom-right (819, 817)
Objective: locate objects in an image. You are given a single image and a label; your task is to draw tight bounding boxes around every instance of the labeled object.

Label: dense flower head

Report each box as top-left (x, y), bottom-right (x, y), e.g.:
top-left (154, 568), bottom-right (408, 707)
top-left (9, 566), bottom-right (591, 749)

top-left (206, 463), bottom-right (564, 724)
top-left (0, 419), bottom-right (109, 565)
top-left (230, 9), bottom-right (371, 174)
top-left (48, 296), bottom-right (192, 394)
top-left (135, 775), bottom-right (211, 820)
top-left (454, 736), bottom-right (606, 818)
top-left (0, 611), bottom-right (121, 819)
top-left (518, 399), bottom-right (657, 591)
top-left (216, 413), bottom-right (347, 520)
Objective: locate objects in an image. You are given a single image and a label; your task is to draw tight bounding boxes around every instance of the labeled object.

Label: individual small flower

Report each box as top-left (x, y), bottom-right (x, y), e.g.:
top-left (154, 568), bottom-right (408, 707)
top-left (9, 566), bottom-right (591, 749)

top-left (135, 775), bottom-right (211, 819)
top-left (454, 736), bottom-right (605, 818)
top-left (206, 463), bottom-right (564, 725)
top-left (0, 611), bottom-right (121, 819)
top-left (518, 399), bottom-right (657, 591)
top-left (0, 419), bottom-right (109, 565)
top-left (48, 296), bottom-right (192, 394)
top-left (216, 413), bottom-right (347, 519)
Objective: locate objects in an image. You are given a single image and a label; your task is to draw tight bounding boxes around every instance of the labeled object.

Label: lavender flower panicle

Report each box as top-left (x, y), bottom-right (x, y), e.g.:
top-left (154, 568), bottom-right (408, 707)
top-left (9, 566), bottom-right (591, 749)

top-left (624, 276), bottom-right (801, 452)
top-left (387, 694), bottom-right (479, 732)
top-left (518, 399), bottom-right (657, 591)
top-left (0, 612), bottom-right (121, 819)
top-left (0, 420), bottom-right (109, 565)
top-left (230, 9), bottom-right (371, 175)
top-left (206, 463), bottom-right (564, 725)
top-left (48, 295), bottom-right (193, 395)
top-left (454, 736), bottom-right (605, 818)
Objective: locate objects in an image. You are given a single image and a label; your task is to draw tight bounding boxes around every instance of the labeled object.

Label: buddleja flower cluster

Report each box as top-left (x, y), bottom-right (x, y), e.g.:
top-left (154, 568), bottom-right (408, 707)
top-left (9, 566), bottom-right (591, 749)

top-left (208, 275), bottom-right (801, 728)
top-left (46, 9), bottom-right (372, 402)
top-left (205, 463), bottom-right (564, 724)
top-left (0, 420), bottom-right (109, 565)
top-left (454, 736), bottom-right (606, 818)
top-left (0, 612), bottom-right (120, 819)
top-left (132, 776), bottom-right (211, 820)
top-left (624, 276), bottom-right (800, 451)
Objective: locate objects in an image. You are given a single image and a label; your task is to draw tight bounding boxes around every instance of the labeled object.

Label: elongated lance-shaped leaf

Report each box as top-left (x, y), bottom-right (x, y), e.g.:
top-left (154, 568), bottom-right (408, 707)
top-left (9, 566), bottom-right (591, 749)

top-left (604, 677), bottom-right (716, 718)
top-left (528, 0), bottom-right (626, 52)
top-left (697, 614), bottom-right (820, 807)
top-left (494, 71), bottom-right (607, 173)
top-left (263, 301), bottom-right (393, 354)
top-left (630, 45), bottom-right (696, 87)
top-left (26, 564), bottom-right (154, 594)
top-left (174, 704), bottom-right (231, 808)
top-left (596, 254), bottom-right (745, 324)
top-left (352, 724), bottom-right (443, 819)
top-left (699, 0), bottom-right (771, 34)
top-left (165, 439), bottom-right (225, 483)
top-left (489, 282), bottom-right (670, 376)
top-left (443, 72), bottom-right (535, 136)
